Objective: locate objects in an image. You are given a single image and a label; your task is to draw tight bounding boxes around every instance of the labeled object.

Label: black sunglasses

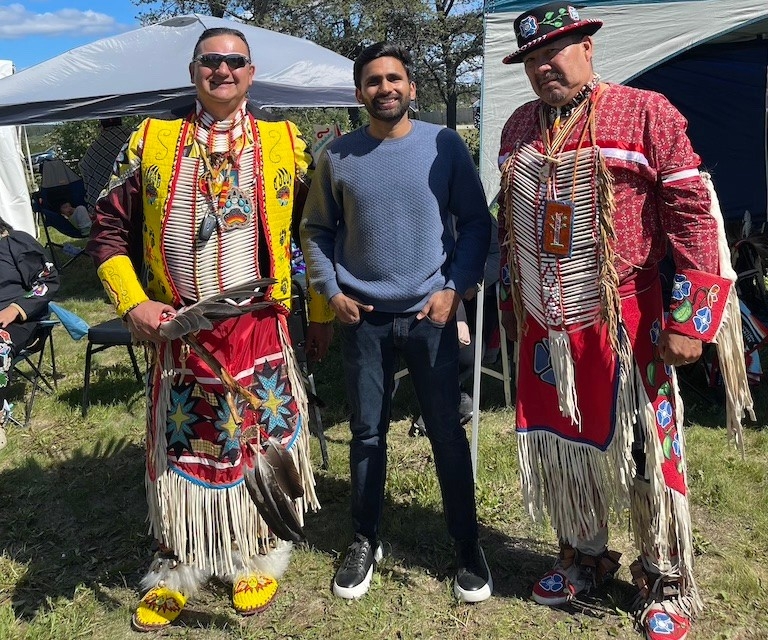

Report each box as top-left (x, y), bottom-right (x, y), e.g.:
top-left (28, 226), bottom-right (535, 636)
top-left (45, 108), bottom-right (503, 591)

top-left (193, 53), bottom-right (251, 70)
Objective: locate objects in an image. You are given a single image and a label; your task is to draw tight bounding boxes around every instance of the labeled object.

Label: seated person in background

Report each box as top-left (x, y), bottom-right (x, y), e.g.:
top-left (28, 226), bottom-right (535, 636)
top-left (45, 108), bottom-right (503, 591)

top-left (59, 201), bottom-right (92, 235)
top-left (0, 215), bottom-right (60, 447)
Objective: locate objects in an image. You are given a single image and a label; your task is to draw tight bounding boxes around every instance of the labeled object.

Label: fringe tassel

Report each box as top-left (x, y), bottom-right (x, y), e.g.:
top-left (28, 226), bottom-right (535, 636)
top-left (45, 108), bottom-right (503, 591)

top-left (716, 290), bottom-right (753, 454)
top-left (607, 325), bottom-right (638, 494)
top-left (517, 426), bottom-right (634, 543)
top-left (547, 328), bottom-right (581, 428)
top-left (596, 151), bottom-right (622, 355)
top-left (630, 481), bottom-right (703, 620)
top-left (147, 468), bottom-right (275, 577)
top-left (278, 315), bottom-right (320, 517)
top-left (701, 170), bottom-right (753, 453)
top-left (630, 367), bottom-right (702, 618)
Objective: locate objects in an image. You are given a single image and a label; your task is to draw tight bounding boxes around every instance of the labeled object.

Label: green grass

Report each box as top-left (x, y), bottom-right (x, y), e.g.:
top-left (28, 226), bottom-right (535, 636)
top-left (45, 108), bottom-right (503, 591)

top-left (1, 233), bottom-right (768, 639)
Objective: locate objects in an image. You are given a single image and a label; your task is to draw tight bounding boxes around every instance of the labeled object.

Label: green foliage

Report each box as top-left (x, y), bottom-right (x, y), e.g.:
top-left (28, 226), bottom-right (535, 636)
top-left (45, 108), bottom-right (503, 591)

top-left (130, 0), bottom-right (484, 128)
top-left (459, 127), bottom-right (480, 167)
top-left (49, 120), bottom-right (100, 168)
top-left (49, 117), bottom-right (143, 170)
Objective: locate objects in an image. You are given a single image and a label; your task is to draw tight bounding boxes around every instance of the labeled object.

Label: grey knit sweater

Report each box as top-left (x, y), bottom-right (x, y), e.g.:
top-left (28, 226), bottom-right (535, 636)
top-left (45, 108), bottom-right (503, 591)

top-left (300, 120), bottom-right (491, 314)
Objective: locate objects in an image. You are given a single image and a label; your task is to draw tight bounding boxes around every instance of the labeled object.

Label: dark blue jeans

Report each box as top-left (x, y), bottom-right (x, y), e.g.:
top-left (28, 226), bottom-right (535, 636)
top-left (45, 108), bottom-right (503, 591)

top-left (339, 311), bottom-right (479, 545)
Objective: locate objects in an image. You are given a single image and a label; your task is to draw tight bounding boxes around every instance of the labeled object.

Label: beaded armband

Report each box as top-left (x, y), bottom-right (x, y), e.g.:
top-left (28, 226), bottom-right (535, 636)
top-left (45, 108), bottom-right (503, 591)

top-left (97, 255), bottom-right (150, 318)
top-left (666, 268), bottom-right (732, 342)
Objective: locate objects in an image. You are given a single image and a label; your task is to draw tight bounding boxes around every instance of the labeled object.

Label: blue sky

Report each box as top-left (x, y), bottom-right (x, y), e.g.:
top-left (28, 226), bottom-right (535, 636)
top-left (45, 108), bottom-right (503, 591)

top-left (0, 1), bottom-right (159, 70)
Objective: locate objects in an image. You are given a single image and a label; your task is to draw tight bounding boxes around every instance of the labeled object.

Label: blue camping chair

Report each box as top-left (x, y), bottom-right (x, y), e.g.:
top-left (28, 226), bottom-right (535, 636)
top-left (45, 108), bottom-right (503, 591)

top-left (32, 158), bottom-right (90, 270)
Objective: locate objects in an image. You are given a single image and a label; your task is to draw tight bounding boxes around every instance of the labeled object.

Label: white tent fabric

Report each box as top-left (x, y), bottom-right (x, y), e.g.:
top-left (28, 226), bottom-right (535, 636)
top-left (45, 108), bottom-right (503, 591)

top-left (0, 60), bottom-right (35, 235)
top-left (480, 0), bottom-right (768, 204)
top-left (0, 14), bottom-right (356, 126)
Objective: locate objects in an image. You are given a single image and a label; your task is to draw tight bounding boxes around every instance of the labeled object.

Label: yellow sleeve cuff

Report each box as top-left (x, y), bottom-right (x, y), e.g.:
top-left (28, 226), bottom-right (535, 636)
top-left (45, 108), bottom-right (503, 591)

top-left (96, 255), bottom-right (149, 318)
top-left (306, 284), bottom-right (334, 323)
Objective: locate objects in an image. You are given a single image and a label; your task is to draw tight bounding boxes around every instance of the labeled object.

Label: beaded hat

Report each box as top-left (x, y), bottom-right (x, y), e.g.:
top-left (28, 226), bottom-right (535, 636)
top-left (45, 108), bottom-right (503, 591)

top-left (502, 2), bottom-right (602, 64)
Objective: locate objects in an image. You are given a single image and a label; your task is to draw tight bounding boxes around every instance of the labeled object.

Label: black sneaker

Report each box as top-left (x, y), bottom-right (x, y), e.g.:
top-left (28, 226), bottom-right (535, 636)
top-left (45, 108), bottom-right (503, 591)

top-left (453, 540), bottom-right (492, 603)
top-left (409, 415), bottom-right (428, 437)
top-left (332, 535), bottom-right (384, 599)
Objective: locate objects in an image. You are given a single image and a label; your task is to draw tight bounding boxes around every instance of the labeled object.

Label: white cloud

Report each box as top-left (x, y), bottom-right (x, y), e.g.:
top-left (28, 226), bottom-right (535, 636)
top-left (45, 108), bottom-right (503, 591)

top-left (0, 3), bottom-right (124, 38)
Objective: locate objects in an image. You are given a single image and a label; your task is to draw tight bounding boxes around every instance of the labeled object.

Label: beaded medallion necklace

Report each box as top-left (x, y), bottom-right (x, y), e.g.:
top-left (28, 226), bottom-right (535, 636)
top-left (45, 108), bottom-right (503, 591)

top-left (193, 102), bottom-right (255, 241)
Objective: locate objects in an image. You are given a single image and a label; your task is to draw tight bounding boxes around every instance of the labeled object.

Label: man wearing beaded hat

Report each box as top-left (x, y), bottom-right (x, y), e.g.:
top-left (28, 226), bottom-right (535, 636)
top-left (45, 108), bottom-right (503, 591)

top-left (87, 27), bottom-right (332, 631)
top-left (496, 3), bottom-right (753, 639)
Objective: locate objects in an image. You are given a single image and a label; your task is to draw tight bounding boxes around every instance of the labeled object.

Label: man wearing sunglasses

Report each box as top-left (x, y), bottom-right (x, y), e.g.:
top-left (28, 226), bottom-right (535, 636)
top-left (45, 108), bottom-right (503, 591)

top-left (88, 27), bottom-right (332, 631)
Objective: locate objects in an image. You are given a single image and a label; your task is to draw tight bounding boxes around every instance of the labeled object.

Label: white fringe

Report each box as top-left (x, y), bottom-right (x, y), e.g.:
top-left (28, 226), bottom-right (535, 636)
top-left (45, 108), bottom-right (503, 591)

top-left (278, 315), bottom-right (320, 517)
top-left (629, 365), bottom-right (702, 617)
top-left (518, 406), bottom-right (635, 544)
top-left (547, 328), bottom-right (582, 429)
top-left (702, 170), bottom-right (753, 453)
top-left (714, 289), bottom-right (753, 454)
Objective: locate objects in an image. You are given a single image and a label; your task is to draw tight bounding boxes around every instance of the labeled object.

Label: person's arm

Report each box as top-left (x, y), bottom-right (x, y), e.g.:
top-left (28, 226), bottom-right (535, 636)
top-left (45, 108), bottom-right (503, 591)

top-left (495, 190), bottom-right (518, 338)
top-left (649, 96), bottom-right (731, 363)
top-left (300, 150), bottom-right (345, 309)
top-left (5, 231), bottom-right (60, 322)
top-left (86, 121), bottom-right (174, 342)
top-left (444, 130), bottom-right (492, 298)
top-left (86, 122), bottom-right (150, 319)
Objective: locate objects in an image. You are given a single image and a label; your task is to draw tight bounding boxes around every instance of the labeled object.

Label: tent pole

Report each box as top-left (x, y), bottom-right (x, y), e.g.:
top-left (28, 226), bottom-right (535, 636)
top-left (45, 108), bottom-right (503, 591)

top-left (20, 125), bottom-right (36, 190)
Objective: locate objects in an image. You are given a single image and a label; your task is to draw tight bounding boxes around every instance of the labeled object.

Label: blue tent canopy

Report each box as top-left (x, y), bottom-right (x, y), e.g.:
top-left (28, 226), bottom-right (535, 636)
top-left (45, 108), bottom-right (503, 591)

top-left (630, 39), bottom-right (768, 223)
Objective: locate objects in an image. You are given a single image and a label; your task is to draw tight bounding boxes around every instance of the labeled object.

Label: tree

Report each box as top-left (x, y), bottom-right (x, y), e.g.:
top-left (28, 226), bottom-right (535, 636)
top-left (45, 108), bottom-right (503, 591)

top-left (50, 117), bottom-right (143, 171)
top-left (415, 0), bottom-right (483, 130)
top-left (131, 0), bottom-right (484, 129)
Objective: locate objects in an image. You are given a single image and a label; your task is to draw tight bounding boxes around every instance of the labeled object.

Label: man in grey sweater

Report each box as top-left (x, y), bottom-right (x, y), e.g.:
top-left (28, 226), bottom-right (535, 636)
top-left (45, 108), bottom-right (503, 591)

top-left (301, 42), bottom-right (492, 603)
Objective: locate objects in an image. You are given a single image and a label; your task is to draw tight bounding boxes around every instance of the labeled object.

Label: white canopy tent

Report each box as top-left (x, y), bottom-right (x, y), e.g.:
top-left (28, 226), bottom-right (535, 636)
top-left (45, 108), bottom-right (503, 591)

top-left (0, 60), bottom-right (35, 235)
top-left (480, 0), bottom-right (768, 217)
top-left (0, 14), bottom-right (357, 126)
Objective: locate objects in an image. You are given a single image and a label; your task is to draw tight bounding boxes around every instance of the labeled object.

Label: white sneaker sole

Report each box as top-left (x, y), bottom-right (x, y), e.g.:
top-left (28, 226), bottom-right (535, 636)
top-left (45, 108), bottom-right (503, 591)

top-left (532, 591), bottom-right (571, 606)
top-left (453, 575), bottom-right (493, 603)
top-left (453, 547), bottom-right (493, 603)
top-left (332, 544), bottom-right (383, 600)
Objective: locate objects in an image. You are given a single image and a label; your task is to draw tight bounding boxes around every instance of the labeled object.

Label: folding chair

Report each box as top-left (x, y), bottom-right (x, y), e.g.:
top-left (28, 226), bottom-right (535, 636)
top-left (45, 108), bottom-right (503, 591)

top-left (31, 158), bottom-right (90, 270)
top-left (82, 318), bottom-right (143, 417)
top-left (47, 303), bottom-right (143, 417)
top-left (288, 279), bottom-right (329, 469)
top-left (10, 319), bottom-right (59, 427)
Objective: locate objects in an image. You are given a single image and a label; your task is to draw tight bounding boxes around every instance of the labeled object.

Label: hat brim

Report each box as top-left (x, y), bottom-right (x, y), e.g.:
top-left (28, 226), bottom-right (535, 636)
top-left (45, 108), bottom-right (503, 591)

top-left (502, 20), bottom-right (602, 64)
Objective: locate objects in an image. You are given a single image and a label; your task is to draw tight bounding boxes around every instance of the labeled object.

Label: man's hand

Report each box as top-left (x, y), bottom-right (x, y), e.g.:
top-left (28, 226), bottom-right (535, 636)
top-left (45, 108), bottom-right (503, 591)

top-left (0, 305), bottom-right (20, 329)
top-left (125, 300), bottom-right (177, 343)
top-left (329, 293), bottom-right (373, 325)
top-left (417, 289), bottom-right (460, 325)
top-left (501, 309), bottom-right (518, 339)
top-left (658, 330), bottom-right (703, 367)
top-left (305, 322), bottom-right (334, 361)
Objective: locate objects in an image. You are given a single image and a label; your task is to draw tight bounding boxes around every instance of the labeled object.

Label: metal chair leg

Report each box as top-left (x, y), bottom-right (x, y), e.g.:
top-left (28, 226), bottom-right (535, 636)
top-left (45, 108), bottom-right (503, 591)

top-left (82, 342), bottom-right (94, 417)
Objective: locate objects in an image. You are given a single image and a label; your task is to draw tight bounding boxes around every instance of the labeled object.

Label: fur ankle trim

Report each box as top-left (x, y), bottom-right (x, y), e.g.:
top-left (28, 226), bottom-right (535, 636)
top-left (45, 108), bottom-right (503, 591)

top-left (140, 553), bottom-right (209, 597)
top-left (220, 540), bottom-right (293, 583)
